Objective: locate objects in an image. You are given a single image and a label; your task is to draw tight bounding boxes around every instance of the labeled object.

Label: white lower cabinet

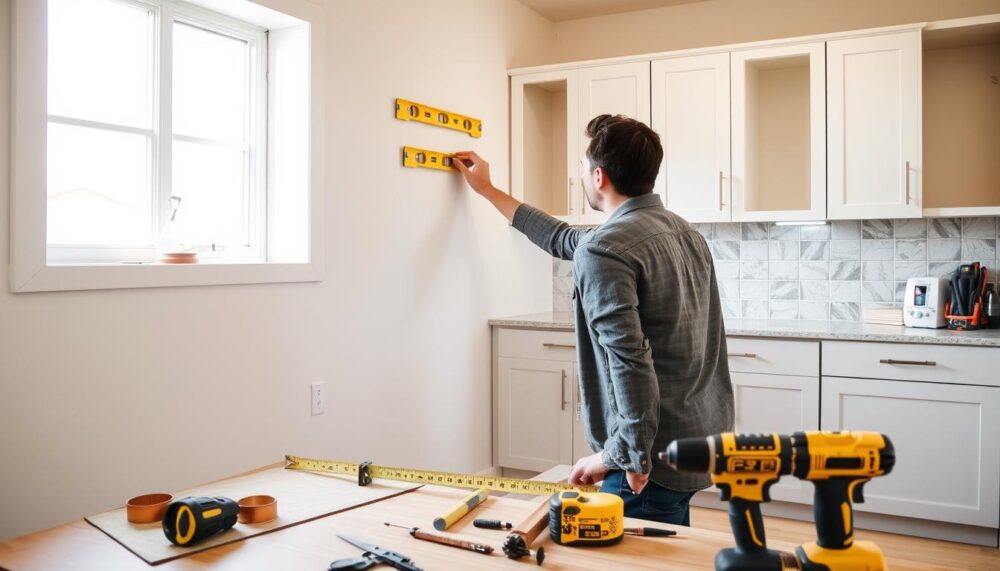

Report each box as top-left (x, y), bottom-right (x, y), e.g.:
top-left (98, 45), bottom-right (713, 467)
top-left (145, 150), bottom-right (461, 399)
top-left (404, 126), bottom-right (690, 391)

top-left (821, 376), bottom-right (1000, 528)
top-left (731, 372), bottom-right (819, 504)
top-left (497, 357), bottom-right (575, 471)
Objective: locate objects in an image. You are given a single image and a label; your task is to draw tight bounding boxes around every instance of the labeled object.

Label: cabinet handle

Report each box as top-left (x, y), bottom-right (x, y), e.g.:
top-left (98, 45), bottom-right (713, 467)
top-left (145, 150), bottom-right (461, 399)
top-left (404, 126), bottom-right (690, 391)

top-left (718, 171), bottom-right (726, 210)
top-left (728, 352), bottom-right (757, 359)
top-left (568, 177), bottom-right (574, 215)
top-left (879, 358), bottom-right (936, 367)
top-left (561, 370), bottom-right (568, 411)
top-left (904, 161), bottom-right (911, 205)
top-left (543, 343), bottom-right (576, 349)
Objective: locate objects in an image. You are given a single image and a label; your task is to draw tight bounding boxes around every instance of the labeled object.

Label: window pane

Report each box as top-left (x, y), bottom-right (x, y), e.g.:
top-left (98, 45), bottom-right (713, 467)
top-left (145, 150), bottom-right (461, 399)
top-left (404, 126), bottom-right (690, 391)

top-left (173, 22), bottom-right (249, 142)
top-left (47, 123), bottom-right (152, 246)
top-left (171, 140), bottom-right (248, 246)
top-left (48, 0), bottom-right (153, 129)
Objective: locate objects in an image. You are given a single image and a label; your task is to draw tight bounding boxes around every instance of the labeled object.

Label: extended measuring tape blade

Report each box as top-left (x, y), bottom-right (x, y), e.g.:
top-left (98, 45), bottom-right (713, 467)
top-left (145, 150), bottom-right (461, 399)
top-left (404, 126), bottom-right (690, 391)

top-left (285, 455), bottom-right (599, 496)
top-left (402, 146), bottom-right (457, 172)
top-left (395, 98), bottom-right (482, 138)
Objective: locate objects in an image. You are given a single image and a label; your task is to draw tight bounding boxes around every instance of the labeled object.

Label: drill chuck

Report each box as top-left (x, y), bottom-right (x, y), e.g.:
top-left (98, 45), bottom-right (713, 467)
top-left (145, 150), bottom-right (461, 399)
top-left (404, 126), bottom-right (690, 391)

top-left (661, 437), bottom-right (711, 473)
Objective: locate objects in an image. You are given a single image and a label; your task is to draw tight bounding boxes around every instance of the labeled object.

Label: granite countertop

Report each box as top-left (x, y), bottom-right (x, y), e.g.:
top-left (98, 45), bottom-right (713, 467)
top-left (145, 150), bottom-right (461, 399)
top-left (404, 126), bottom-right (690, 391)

top-left (489, 312), bottom-right (1000, 347)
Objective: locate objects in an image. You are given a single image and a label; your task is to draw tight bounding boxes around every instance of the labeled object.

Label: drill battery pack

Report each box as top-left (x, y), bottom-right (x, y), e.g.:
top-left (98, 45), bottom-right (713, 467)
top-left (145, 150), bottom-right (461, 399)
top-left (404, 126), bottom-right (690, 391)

top-left (549, 491), bottom-right (624, 547)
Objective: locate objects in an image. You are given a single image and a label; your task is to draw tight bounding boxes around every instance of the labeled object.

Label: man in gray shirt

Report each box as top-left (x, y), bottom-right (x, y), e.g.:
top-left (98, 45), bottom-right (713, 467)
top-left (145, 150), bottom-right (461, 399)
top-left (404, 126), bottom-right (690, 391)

top-left (454, 115), bottom-right (734, 525)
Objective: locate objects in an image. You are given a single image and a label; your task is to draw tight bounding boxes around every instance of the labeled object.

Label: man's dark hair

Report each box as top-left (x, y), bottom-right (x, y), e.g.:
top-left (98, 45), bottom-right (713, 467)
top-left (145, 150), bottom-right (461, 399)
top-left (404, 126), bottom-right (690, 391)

top-left (584, 114), bottom-right (663, 197)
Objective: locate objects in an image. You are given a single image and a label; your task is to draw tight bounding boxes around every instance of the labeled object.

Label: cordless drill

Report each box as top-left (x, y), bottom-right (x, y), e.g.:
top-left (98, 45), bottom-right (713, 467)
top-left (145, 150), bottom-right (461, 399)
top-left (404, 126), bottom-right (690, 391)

top-left (662, 433), bottom-right (801, 571)
top-left (663, 432), bottom-right (895, 571)
top-left (791, 431), bottom-right (894, 571)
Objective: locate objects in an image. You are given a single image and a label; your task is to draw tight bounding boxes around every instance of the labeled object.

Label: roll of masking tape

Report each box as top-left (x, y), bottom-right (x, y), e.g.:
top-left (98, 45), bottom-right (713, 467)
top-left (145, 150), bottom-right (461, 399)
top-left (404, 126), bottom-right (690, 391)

top-left (433, 487), bottom-right (489, 531)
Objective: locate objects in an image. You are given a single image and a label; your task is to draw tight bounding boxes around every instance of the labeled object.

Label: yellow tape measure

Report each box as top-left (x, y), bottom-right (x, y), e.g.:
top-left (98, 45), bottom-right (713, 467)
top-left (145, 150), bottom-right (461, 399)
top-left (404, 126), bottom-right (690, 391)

top-left (285, 455), bottom-right (599, 496)
top-left (395, 98), bottom-right (482, 138)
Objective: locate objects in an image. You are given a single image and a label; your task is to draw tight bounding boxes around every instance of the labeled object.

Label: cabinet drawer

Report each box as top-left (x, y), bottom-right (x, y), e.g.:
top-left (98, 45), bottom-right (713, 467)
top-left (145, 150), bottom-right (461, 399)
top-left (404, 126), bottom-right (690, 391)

top-left (725, 337), bottom-right (819, 377)
top-left (498, 329), bottom-right (577, 361)
top-left (822, 341), bottom-right (1000, 387)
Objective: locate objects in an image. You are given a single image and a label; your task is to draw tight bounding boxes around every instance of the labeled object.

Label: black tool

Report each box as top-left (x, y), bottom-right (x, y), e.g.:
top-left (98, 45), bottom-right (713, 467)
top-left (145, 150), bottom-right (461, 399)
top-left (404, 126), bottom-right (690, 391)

top-left (383, 522), bottom-right (493, 555)
top-left (473, 518), bottom-right (513, 530)
top-left (329, 534), bottom-right (422, 571)
top-left (623, 527), bottom-right (677, 537)
top-left (161, 496), bottom-right (239, 547)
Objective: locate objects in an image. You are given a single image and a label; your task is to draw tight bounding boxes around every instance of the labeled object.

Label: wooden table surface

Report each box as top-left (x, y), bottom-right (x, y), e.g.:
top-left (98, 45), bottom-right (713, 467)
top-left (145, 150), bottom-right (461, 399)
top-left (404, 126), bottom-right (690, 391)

top-left (1, 466), bottom-right (997, 570)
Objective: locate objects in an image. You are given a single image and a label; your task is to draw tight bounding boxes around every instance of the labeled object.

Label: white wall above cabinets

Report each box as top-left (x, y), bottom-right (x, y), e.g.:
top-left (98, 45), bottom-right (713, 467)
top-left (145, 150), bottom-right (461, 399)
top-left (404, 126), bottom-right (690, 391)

top-left (827, 31), bottom-right (923, 220)
top-left (731, 42), bottom-right (826, 222)
top-left (651, 53), bottom-right (731, 223)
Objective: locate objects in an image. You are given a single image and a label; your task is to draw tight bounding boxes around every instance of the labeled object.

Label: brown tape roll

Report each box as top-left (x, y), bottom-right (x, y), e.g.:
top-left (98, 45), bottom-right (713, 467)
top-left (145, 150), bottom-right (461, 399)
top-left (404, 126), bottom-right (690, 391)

top-left (238, 495), bottom-right (277, 524)
top-left (126, 493), bottom-right (173, 524)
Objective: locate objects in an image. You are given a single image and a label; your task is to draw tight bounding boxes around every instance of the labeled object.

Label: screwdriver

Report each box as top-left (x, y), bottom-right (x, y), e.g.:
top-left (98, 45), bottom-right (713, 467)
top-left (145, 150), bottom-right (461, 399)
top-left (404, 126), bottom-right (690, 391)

top-left (384, 522), bottom-right (494, 555)
top-left (624, 527), bottom-right (677, 537)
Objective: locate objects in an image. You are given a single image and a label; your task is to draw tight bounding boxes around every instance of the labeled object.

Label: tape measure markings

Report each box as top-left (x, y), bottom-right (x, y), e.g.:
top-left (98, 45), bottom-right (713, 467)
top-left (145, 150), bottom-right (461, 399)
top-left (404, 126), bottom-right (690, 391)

top-left (395, 98), bottom-right (482, 138)
top-left (285, 455), bottom-right (598, 496)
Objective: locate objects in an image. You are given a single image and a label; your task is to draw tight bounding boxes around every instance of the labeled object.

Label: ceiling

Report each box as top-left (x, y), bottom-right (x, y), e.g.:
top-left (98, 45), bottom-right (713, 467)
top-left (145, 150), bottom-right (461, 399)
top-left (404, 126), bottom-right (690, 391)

top-left (518, 0), bottom-right (708, 22)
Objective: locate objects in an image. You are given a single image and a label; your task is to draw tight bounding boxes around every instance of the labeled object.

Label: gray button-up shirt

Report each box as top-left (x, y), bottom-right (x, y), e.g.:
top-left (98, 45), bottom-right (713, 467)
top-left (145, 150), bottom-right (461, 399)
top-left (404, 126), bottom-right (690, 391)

top-left (512, 193), bottom-right (734, 491)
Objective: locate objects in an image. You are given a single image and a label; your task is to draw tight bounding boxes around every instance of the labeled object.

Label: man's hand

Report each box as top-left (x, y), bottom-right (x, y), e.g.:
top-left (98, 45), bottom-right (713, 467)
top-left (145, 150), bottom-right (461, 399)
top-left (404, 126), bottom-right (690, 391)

top-left (452, 151), bottom-right (521, 222)
top-left (625, 471), bottom-right (649, 494)
top-left (453, 151), bottom-right (494, 194)
top-left (568, 452), bottom-right (609, 487)
top-left (569, 452), bottom-right (650, 494)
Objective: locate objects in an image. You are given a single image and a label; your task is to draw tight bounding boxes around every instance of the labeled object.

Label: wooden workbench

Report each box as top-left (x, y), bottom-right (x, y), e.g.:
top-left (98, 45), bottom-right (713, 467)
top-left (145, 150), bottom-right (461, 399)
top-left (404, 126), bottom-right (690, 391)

top-left (1, 465), bottom-right (997, 570)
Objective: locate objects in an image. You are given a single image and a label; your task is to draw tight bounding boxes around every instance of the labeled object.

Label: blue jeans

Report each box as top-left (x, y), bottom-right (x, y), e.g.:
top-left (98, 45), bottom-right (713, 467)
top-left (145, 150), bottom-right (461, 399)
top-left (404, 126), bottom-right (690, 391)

top-left (601, 470), bottom-right (694, 526)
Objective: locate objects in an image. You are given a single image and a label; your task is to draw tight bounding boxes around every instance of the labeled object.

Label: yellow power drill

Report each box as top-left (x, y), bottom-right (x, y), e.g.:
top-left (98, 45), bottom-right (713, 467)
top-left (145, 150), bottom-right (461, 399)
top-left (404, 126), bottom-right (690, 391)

top-left (662, 433), bottom-right (801, 571)
top-left (663, 432), bottom-right (894, 571)
top-left (791, 431), bottom-right (894, 571)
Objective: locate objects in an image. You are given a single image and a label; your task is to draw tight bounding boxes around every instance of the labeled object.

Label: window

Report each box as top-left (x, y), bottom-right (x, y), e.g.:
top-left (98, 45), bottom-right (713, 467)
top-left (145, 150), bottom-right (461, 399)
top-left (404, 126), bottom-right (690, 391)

top-left (47, 0), bottom-right (267, 263)
top-left (12, 0), bottom-right (324, 292)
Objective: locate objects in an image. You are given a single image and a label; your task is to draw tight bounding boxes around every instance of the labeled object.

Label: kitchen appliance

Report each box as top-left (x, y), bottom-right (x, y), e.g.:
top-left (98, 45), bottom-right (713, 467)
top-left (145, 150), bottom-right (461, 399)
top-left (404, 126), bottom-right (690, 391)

top-left (903, 277), bottom-right (948, 328)
top-left (985, 283), bottom-right (1000, 329)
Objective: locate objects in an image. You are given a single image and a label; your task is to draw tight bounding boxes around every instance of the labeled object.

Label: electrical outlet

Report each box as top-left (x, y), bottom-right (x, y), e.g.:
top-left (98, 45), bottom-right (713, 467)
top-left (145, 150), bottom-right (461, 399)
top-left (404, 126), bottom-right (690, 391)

top-left (311, 381), bottom-right (326, 416)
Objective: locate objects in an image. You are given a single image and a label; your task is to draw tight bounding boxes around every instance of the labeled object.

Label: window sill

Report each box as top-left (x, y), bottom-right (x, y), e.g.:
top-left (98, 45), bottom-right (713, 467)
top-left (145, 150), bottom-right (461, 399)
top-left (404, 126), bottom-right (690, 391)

top-left (11, 260), bottom-right (323, 293)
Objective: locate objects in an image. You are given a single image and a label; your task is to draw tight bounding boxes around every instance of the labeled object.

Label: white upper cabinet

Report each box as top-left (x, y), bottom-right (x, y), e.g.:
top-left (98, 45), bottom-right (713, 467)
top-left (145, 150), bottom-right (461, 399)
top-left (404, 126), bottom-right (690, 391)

top-left (827, 31), bottom-right (922, 220)
top-left (731, 43), bottom-right (826, 222)
top-left (651, 53), bottom-right (732, 223)
top-left (510, 70), bottom-right (579, 222)
top-left (577, 62), bottom-right (652, 225)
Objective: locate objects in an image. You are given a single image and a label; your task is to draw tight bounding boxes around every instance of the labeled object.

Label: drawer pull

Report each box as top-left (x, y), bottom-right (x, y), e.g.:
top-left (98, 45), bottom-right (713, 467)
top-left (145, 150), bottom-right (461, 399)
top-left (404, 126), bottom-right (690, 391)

top-left (728, 352), bottom-right (758, 359)
top-left (879, 359), bottom-right (937, 367)
top-left (543, 343), bottom-right (576, 350)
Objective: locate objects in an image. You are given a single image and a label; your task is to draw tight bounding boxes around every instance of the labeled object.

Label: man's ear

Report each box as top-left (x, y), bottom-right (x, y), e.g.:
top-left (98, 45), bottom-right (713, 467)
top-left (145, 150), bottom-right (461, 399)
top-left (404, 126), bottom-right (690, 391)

top-left (593, 166), bottom-right (609, 190)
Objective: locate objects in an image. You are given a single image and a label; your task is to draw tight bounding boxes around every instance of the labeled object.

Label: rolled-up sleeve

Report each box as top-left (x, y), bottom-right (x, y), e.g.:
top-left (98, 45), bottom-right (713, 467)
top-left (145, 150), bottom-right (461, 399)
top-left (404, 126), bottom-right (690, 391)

top-left (576, 243), bottom-right (660, 474)
top-left (512, 204), bottom-right (590, 261)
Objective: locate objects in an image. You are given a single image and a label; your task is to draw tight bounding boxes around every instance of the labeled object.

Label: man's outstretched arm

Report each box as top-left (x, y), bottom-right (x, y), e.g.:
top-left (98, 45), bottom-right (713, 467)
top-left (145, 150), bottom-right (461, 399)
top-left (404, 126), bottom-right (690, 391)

top-left (454, 151), bottom-right (589, 260)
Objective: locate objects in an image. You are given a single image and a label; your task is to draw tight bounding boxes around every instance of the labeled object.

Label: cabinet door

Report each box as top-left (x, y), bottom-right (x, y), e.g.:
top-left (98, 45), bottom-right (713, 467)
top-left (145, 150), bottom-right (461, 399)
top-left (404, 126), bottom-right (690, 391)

top-left (731, 43), bottom-right (826, 222)
top-left (827, 31), bottom-right (922, 219)
top-left (511, 70), bottom-right (579, 222)
top-left (578, 62), bottom-right (652, 225)
top-left (572, 369), bottom-right (592, 463)
top-left (497, 358), bottom-right (574, 471)
top-left (822, 377), bottom-right (1000, 527)
top-left (731, 372), bottom-right (819, 504)
top-left (651, 54), bottom-right (731, 223)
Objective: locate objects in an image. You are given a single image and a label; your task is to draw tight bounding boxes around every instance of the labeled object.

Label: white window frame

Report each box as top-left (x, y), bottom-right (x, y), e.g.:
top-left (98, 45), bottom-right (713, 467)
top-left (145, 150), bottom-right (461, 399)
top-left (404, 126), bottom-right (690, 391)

top-left (11, 0), bottom-right (325, 292)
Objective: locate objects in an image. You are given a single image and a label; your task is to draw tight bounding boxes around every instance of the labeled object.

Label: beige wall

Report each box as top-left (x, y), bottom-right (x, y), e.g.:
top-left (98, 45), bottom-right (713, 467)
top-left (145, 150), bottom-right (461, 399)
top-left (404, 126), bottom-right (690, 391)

top-left (0, 0), bottom-right (556, 540)
top-left (545, 0), bottom-right (1000, 64)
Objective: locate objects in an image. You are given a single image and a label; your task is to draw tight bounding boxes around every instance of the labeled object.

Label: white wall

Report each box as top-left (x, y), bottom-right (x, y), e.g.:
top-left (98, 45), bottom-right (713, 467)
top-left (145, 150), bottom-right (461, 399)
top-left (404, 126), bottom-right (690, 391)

top-left (0, 0), bottom-right (556, 540)
top-left (549, 0), bottom-right (1000, 63)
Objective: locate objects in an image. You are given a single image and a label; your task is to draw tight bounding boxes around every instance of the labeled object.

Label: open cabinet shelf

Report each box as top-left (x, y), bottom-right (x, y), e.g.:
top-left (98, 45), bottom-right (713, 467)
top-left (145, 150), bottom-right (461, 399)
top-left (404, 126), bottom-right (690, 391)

top-left (923, 17), bottom-right (1000, 217)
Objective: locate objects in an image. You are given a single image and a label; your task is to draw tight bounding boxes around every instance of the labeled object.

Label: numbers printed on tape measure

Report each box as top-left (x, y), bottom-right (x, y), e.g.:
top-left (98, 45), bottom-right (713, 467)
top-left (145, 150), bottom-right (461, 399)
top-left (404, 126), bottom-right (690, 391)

top-left (285, 455), bottom-right (599, 496)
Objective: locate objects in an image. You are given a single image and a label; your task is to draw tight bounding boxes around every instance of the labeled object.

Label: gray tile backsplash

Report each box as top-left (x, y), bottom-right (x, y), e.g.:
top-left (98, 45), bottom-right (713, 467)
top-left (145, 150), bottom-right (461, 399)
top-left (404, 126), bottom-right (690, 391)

top-left (551, 217), bottom-right (1000, 321)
